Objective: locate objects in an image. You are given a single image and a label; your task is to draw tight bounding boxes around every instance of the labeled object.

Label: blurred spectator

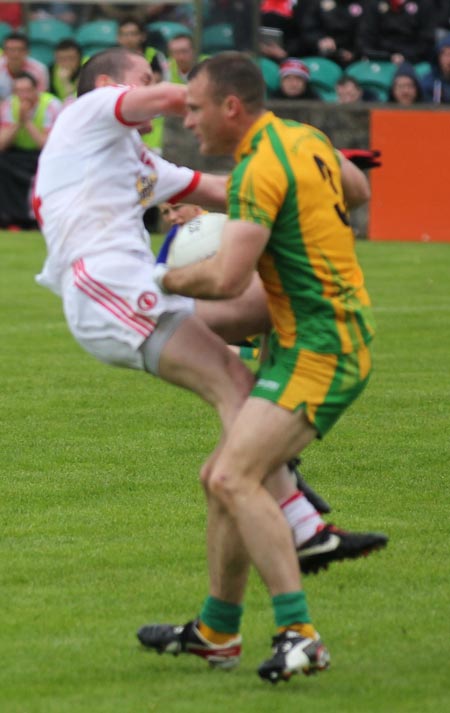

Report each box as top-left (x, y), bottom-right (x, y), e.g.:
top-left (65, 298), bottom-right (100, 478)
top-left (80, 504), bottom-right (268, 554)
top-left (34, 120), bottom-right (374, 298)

top-left (259, 1), bottom-right (295, 61)
top-left (435, 0), bottom-right (450, 40)
top-left (300, 0), bottom-right (364, 67)
top-left (388, 62), bottom-right (423, 103)
top-left (0, 33), bottom-right (49, 101)
top-left (336, 75), bottom-right (378, 102)
top-left (273, 57), bottom-right (321, 98)
top-left (49, 39), bottom-right (82, 101)
top-left (357, 0), bottom-right (435, 65)
top-left (117, 16), bottom-right (169, 78)
top-left (0, 72), bottom-right (61, 228)
top-left (167, 33), bottom-right (206, 84)
top-left (95, 3), bottom-right (193, 27)
top-left (421, 34), bottom-right (450, 102)
top-left (205, 1), bottom-right (254, 51)
top-left (0, 3), bottom-right (22, 29)
top-left (29, 4), bottom-right (81, 26)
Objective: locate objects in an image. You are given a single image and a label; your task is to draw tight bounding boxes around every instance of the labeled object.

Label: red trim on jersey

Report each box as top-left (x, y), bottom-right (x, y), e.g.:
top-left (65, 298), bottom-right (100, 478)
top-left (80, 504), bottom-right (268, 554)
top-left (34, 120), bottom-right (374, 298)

top-left (114, 90), bottom-right (143, 127)
top-left (168, 171), bottom-right (201, 204)
top-left (72, 259), bottom-right (156, 338)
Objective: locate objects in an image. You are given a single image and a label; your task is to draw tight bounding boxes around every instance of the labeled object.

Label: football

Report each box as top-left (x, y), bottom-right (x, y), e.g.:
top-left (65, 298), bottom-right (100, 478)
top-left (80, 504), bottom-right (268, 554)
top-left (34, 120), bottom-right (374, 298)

top-left (167, 212), bottom-right (227, 268)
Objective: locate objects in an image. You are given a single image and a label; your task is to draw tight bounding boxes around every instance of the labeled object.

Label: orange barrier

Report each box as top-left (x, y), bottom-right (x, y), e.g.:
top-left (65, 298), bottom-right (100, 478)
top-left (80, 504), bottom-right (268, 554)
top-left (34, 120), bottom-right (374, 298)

top-left (369, 109), bottom-right (450, 242)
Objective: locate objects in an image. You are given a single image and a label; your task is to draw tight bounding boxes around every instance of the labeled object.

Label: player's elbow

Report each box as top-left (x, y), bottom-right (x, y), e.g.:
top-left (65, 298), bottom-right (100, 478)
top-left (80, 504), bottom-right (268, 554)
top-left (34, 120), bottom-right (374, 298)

top-left (215, 271), bottom-right (250, 299)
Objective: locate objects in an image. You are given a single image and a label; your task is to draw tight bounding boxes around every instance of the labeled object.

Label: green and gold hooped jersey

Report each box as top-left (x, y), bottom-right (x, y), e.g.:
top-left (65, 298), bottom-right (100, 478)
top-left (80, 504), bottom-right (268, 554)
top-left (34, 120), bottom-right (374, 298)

top-left (229, 112), bottom-right (375, 355)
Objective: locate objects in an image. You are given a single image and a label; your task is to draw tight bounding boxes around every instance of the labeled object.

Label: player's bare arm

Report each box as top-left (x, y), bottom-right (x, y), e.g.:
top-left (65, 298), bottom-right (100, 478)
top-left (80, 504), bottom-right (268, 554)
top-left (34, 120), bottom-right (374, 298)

top-left (339, 153), bottom-right (371, 208)
top-left (118, 82), bottom-right (188, 124)
top-left (188, 173), bottom-right (228, 211)
top-left (163, 220), bottom-right (270, 299)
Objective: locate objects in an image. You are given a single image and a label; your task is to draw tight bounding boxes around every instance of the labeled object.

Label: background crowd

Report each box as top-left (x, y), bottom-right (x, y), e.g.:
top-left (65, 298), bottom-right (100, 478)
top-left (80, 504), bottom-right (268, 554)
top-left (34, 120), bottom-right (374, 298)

top-left (0, 0), bottom-right (449, 229)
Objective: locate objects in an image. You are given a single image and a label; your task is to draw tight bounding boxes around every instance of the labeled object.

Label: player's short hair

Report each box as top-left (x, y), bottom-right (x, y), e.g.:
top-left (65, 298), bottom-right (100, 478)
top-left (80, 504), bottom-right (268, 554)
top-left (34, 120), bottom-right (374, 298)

top-left (189, 52), bottom-right (265, 112)
top-left (77, 47), bottom-right (139, 97)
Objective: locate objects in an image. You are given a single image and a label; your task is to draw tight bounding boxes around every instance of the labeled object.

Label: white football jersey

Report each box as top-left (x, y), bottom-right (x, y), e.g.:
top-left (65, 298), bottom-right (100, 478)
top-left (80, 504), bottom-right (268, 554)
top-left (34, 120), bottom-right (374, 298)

top-left (35, 85), bottom-right (199, 295)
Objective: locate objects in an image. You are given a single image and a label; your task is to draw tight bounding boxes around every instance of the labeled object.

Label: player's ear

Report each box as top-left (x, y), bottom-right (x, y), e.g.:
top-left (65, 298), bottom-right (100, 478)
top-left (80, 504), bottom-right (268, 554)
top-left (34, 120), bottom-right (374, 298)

top-left (224, 95), bottom-right (240, 118)
top-left (95, 74), bottom-right (113, 88)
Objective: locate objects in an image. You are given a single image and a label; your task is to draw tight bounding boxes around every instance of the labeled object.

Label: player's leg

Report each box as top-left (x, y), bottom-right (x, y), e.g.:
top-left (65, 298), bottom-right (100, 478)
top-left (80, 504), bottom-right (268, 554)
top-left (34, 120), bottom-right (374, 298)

top-left (140, 311), bottom-right (254, 430)
top-left (205, 398), bottom-right (330, 681)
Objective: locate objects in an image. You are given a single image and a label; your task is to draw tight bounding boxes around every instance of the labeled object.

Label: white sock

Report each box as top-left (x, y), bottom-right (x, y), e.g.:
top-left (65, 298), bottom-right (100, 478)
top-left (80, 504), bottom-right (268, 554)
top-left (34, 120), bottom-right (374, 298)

top-left (280, 492), bottom-right (325, 548)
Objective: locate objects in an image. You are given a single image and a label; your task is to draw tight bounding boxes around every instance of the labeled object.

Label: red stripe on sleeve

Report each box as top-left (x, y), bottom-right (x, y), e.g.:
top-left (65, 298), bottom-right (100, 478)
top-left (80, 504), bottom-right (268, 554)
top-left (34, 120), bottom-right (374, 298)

top-left (168, 171), bottom-right (201, 204)
top-left (114, 90), bottom-right (143, 127)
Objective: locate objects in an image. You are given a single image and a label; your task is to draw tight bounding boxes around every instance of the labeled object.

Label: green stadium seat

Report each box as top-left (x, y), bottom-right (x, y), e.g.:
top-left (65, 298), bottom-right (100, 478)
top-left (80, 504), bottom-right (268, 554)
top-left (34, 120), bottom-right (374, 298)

top-left (201, 23), bottom-right (234, 53)
top-left (28, 18), bottom-right (73, 47)
top-left (414, 61), bottom-right (432, 78)
top-left (301, 57), bottom-right (343, 91)
top-left (346, 60), bottom-right (396, 93)
top-left (146, 21), bottom-right (191, 43)
top-left (29, 43), bottom-right (55, 67)
top-left (0, 21), bottom-right (13, 45)
top-left (75, 20), bottom-right (118, 52)
top-left (314, 86), bottom-right (338, 102)
top-left (255, 56), bottom-right (280, 96)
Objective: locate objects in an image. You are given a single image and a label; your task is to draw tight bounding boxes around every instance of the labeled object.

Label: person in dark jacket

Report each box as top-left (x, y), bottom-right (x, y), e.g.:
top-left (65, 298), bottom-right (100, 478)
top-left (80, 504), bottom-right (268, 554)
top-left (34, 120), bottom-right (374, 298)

top-left (299, 0), bottom-right (365, 67)
top-left (421, 33), bottom-right (450, 102)
top-left (357, 0), bottom-right (435, 65)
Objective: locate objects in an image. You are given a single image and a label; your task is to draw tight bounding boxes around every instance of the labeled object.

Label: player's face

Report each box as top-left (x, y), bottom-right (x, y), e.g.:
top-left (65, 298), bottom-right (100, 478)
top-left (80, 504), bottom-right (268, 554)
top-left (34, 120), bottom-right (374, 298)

top-left (160, 202), bottom-right (202, 226)
top-left (122, 55), bottom-right (154, 87)
top-left (185, 73), bottom-right (233, 155)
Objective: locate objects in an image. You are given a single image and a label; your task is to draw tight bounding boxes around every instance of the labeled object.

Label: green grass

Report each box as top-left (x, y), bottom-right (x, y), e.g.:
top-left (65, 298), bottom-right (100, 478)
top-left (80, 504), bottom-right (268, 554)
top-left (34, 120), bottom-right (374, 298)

top-left (1, 232), bottom-right (449, 712)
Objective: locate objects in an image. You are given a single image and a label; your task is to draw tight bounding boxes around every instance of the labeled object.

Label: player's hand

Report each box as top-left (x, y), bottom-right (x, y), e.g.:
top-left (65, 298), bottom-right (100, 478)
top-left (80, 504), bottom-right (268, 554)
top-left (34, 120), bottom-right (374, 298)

top-left (153, 263), bottom-right (170, 293)
top-left (341, 148), bottom-right (382, 170)
top-left (156, 225), bottom-right (178, 264)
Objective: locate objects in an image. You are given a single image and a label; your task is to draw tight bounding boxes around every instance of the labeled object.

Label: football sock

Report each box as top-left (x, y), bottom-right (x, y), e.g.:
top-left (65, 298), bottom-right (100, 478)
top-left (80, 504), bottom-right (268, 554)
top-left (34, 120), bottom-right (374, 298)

top-left (273, 591), bottom-right (311, 628)
top-left (279, 622), bottom-right (317, 639)
top-left (199, 596), bottom-right (243, 641)
top-left (280, 491), bottom-right (325, 547)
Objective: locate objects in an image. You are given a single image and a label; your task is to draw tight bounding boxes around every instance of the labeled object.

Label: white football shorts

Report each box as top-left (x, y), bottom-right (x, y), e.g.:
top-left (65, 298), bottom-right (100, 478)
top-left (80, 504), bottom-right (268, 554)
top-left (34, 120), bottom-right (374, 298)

top-left (61, 250), bottom-right (195, 370)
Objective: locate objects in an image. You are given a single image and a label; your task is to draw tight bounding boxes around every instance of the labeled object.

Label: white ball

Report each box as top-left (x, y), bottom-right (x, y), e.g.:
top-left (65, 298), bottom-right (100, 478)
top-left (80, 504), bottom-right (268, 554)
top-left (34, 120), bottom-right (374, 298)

top-left (167, 212), bottom-right (227, 268)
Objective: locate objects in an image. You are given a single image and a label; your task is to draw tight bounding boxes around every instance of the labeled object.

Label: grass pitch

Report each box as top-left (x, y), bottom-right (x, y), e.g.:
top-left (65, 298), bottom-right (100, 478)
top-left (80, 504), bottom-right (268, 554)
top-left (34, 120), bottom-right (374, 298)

top-left (1, 232), bottom-right (449, 712)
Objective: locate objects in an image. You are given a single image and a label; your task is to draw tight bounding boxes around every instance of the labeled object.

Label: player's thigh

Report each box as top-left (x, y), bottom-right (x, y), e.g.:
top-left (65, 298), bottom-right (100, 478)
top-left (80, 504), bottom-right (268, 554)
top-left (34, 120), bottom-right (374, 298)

top-left (195, 273), bottom-right (271, 343)
top-left (153, 313), bottom-right (254, 414)
top-left (216, 398), bottom-right (318, 486)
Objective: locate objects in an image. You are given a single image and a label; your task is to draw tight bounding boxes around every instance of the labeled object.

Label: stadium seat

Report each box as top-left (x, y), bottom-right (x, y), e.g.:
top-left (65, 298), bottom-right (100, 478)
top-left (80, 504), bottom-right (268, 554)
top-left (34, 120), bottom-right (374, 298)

top-left (201, 23), bottom-right (234, 53)
top-left (314, 87), bottom-right (338, 102)
top-left (145, 21), bottom-right (191, 43)
top-left (29, 43), bottom-right (54, 67)
top-left (75, 20), bottom-right (118, 52)
top-left (346, 60), bottom-right (396, 94)
top-left (255, 56), bottom-right (280, 96)
top-left (28, 18), bottom-right (73, 46)
top-left (0, 21), bottom-right (13, 45)
top-left (414, 61), bottom-right (432, 78)
top-left (301, 57), bottom-right (343, 91)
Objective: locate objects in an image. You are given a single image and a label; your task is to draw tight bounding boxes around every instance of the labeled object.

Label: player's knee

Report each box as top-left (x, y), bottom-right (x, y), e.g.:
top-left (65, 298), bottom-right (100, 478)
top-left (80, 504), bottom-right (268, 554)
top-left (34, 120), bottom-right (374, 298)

top-left (199, 461), bottom-right (211, 488)
top-left (207, 468), bottom-right (252, 513)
